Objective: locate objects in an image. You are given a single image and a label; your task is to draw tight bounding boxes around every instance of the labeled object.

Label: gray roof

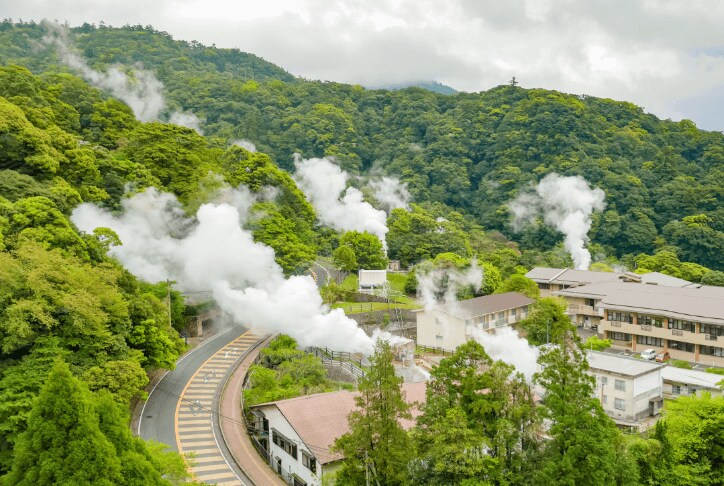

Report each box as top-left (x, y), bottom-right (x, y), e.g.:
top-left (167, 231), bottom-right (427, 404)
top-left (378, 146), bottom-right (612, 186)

top-left (446, 292), bottom-right (534, 319)
top-left (525, 267), bottom-right (622, 285)
top-left (587, 351), bottom-right (664, 377)
top-left (558, 282), bottom-right (724, 325)
top-left (661, 367), bottom-right (723, 389)
top-left (639, 272), bottom-right (691, 287)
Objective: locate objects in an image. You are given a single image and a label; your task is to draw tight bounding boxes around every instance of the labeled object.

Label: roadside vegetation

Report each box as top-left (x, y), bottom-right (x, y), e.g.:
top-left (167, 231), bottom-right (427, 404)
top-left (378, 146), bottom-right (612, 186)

top-left (243, 336), bottom-right (354, 407)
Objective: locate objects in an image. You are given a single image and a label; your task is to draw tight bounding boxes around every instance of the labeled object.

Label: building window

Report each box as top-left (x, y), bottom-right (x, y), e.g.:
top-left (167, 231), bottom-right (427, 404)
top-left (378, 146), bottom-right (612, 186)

top-left (636, 336), bottom-right (663, 347)
top-left (700, 345), bottom-right (724, 357)
top-left (602, 395), bottom-right (608, 404)
top-left (609, 332), bottom-right (632, 342)
top-left (672, 385), bottom-right (681, 395)
top-left (435, 335), bottom-right (443, 341)
top-left (615, 379), bottom-right (626, 392)
top-left (609, 312), bottom-right (633, 324)
top-left (614, 398), bottom-right (626, 410)
top-left (585, 298), bottom-right (596, 307)
top-left (600, 376), bottom-right (608, 385)
top-left (435, 317), bottom-right (442, 325)
top-left (511, 308), bottom-right (517, 318)
top-left (638, 315), bottom-right (664, 328)
top-left (302, 451), bottom-right (317, 474)
top-left (668, 319), bottom-right (694, 332)
top-left (272, 430), bottom-right (298, 460)
top-left (668, 340), bottom-right (695, 353)
top-left (701, 323), bottom-right (723, 336)
top-left (539, 283), bottom-right (550, 290)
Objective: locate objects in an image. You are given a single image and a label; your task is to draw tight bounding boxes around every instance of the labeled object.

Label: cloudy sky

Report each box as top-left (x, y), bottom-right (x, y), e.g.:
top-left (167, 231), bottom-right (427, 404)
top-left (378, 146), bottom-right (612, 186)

top-left (3, 0), bottom-right (724, 131)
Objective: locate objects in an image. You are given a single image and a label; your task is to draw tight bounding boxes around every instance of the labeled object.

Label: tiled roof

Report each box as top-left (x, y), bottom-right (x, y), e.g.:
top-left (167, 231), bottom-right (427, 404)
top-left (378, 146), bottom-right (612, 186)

top-left (557, 282), bottom-right (724, 325)
top-left (446, 292), bottom-right (535, 319)
top-left (251, 382), bottom-right (426, 464)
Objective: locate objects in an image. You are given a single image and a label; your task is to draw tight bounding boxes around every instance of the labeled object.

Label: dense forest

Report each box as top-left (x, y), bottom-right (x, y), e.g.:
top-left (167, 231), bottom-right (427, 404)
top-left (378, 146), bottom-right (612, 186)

top-left (0, 19), bottom-right (722, 485)
top-left (0, 21), bottom-right (721, 271)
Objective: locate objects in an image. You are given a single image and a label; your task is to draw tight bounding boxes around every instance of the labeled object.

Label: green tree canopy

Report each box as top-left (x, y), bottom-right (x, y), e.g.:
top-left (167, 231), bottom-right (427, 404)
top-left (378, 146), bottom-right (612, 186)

top-left (334, 340), bottom-right (412, 486)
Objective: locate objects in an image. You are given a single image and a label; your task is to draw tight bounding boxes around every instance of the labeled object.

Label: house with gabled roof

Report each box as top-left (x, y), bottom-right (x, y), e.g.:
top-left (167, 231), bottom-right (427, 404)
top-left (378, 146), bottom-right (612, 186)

top-left (415, 292), bottom-right (534, 351)
top-left (249, 382), bottom-right (426, 486)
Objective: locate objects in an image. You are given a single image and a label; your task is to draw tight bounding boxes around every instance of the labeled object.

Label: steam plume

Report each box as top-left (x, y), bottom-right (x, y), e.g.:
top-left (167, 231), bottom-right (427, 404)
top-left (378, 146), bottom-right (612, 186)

top-left (509, 173), bottom-right (605, 270)
top-left (417, 262), bottom-right (482, 312)
top-left (418, 263), bottom-right (538, 381)
top-left (43, 21), bottom-right (202, 131)
top-left (232, 139), bottom-right (257, 152)
top-left (293, 156), bottom-right (388, 247)
top-left (169, 111), bottom-right (204, 134)
top-left (369, 176), bottom-right (410, 212)
top-left (71, 187), bottom-right (375, 354)
top-left (469, 327), bottom-right (539, 381)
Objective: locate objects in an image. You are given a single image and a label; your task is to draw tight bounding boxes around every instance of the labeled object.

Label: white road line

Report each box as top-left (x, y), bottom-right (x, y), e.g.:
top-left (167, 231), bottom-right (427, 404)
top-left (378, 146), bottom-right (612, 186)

top-left (138, 326), bottom-right (238, 436)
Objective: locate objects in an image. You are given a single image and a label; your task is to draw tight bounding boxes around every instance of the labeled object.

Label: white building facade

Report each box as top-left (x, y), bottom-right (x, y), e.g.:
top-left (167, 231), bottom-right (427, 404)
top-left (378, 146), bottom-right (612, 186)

top-left (416, 292), bottom-right (534, 351)
top-left (587, 351), bottom-right (665, 425)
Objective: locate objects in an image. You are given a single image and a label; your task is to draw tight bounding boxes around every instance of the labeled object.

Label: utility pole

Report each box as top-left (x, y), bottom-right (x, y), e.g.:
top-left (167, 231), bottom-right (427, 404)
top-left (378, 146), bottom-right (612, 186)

top-left (546, 318), bottom-right (550, 344)
top-left (166, 278), bottom-right (172, 329)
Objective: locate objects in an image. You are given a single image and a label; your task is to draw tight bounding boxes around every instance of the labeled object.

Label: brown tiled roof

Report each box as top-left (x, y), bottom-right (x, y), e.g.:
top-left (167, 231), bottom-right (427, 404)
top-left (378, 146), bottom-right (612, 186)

top-left (445, 292), bottom-right (534, 319)
top-left (251, 382), bottom-right (426, 464)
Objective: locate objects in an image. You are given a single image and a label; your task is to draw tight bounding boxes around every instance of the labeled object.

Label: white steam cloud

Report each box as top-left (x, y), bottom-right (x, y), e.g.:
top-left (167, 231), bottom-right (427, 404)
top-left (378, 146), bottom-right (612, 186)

top-left (293, 156), bottom-right (388, 247)
top-left (43, 21), bottom-right (202, 130)
top-left (469, 327), bottom-right (539, 381)
top-left (232, 139), bottom-right (257, 152)
top-left (168, 111), bottom-right (204, 134)
top-left (509, 173), bottom-right (605, 270)
top-left (417, 263), bottom-right (482, 313)
top-left (70, 187), bottom-right (375, 354)
top-left (369, 176), bottom-right (410, 213)
top-left (418, 263), bottom-right (538, 381)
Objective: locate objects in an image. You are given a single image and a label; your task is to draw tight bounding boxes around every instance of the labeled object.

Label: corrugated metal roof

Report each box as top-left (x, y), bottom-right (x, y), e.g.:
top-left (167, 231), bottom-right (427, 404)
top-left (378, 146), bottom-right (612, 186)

top-left (662, 367), bottom-right (723, 389)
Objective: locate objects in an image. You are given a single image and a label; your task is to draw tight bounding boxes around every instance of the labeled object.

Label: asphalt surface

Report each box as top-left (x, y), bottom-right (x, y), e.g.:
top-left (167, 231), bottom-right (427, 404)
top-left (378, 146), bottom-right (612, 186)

top-left (138, 325), bottom-right (247, 449)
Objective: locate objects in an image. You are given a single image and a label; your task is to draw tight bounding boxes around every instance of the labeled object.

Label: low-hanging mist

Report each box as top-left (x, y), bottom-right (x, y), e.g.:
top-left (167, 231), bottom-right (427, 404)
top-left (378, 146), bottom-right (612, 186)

top-left (293, 156), bottom-right (389, 247)
top-left (42, 21), bottom-right (203, 132)
top-left (70, 186), bottom-right (376, 354)
top-left (509, 173), bottom-right (605, 270)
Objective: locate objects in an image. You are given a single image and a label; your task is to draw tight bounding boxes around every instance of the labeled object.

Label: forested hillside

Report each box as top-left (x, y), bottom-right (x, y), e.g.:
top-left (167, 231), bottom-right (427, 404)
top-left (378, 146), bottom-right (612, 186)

top-left (0, 62), bottom-right (322, 479)
top-left (0, 19), bottom-right (722, 485)
top-left (1, 21), bottom-right (722, 271)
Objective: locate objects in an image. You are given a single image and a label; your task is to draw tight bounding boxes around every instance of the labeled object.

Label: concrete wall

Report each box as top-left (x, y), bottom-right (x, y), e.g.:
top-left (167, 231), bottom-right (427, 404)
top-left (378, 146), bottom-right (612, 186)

top-left (417, 309), bottom-right (466, 350)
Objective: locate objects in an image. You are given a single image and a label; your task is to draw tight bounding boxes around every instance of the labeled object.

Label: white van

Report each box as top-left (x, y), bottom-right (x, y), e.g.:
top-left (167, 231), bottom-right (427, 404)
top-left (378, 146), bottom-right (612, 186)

top-left (640, 349), bottom-right (656, 360)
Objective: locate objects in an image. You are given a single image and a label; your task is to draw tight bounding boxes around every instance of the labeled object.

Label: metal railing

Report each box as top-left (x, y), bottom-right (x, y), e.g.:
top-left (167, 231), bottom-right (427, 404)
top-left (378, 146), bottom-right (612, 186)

top-left (306, 347), bottom-right (366, 378)
top-left (416, 344), bottom-right (453, 356)
top-left (672, 330), bottom-right (684, 336)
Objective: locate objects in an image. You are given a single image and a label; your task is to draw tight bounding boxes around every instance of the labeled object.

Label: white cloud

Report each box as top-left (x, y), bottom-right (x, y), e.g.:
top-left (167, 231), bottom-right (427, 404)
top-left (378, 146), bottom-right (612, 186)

top-left (3, 0), bottom-right (724, 130)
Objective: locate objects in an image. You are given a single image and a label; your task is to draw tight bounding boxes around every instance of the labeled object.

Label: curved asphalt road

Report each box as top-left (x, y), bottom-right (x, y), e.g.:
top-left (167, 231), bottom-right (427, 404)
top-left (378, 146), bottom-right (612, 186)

top-left (138, 325), bottom-right (246, 448)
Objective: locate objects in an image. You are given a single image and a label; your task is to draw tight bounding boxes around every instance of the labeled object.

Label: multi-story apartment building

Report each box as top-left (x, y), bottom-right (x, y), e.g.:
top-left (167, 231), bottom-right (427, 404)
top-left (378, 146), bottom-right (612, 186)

top-left (416, 292), bottom-right (534, 351)
top-left (587, 351), bottom-right (665, 425)
top-left (526, 267), bottom-right (692, 329)
top-left (556, 281), bottom-right (724, 367)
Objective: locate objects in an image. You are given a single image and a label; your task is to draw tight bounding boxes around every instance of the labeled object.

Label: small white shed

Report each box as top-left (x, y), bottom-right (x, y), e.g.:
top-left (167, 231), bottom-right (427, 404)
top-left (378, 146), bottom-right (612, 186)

top-left (358, 269), bottom-right (387, 293)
